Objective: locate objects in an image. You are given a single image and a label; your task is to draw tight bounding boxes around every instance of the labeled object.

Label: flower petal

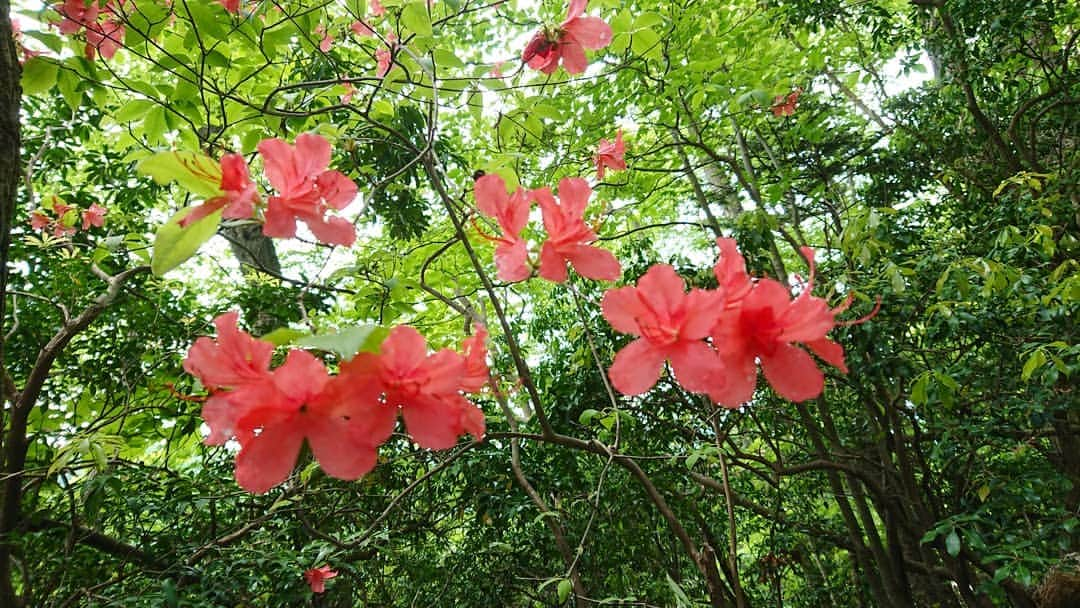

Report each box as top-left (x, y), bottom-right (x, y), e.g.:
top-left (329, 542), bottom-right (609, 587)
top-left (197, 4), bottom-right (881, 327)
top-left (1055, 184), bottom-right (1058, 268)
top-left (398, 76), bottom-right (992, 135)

top-left (565, 243), bottom-right (621, 281)
top-left (564, 16), bottom-right (612, 50)
top-left (708, 352), bottom-right (758, 408)
top-left (667, 340), bottom-right (718, 394)
top-left (601, 286), bottom-right (645, 335)
top-left (380, 326), bottom-right (428, 377)
top-left (293, 133), bottom-right (333, 181)
top-left (262, 197), bottom-right (300, 239)
top-left (305, 415), bottom-right (380, 481)
top-left (636, 264), bottom-right (688, 321)
top-left (417, 349), bottom-right (467, 396)
top-left (556, 177), bottom-right (591, 219)
top-left (234, 418), bottom-right (304, 493)
top-left (608, 338), bottom-right (666, 395)
top-left (537, 240), bottom-right (569, 283)
top-left (401, 395), bottom-right (470, 449)
top-left (681, 288), bottom-right (726, 339)
top-left (316, 170), bottom-right (358, 210)
top-left (303, 214), bottom-right (356, 247)
top-left (760, 343), bottom-right (824, 402)
top-left (565, 0), bottom-right (587, 22)
top-left (495, 237), bottom-right (531, 282)
top-left (474, 173), bottom-right (508, 219)
top-left (559, 39), bottom-right (589, 74)
top-left (805, 338), bottom-right (847, 373)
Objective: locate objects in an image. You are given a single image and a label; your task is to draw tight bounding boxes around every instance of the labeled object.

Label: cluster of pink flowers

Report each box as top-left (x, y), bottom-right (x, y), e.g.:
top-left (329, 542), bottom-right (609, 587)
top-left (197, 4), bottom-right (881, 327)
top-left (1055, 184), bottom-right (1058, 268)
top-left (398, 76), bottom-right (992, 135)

top-left (185, 313), bottom-right (488, 493)
top-left (30, 197), bottom-right (107, 238)
top-left (181, 133), bottom-right (359, 247)
top-left (473, 174), bottom-right (620, 284)
top-left (54, 0), bottom-right (128, 60)
top-left (603, 239), bottom-right (863, 406)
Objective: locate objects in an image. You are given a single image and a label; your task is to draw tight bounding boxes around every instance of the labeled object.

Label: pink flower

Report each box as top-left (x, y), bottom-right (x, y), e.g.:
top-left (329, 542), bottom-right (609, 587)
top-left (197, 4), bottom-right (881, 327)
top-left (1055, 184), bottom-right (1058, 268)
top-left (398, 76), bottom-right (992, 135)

top-left (218, 0), bottom-right (240, 13)
top-left (350, 20), bottom-right (374, 37)
top-left (489, 60), bottom-right (506, 78)
top-left (370, 0), bottom-right (385, 16)
top-left (340, 81), bottom-right (357, 103)
top-left (534, 178), bottom-right (621, 283)
top-left (257, 134), bottom-right (359, 246)
top-left (602, 264), bottom-right (724, 395)
top-left (595, 128), bottom-right (626, 180)
top-left (180, 153), bottom-right (258, 227)
top-left (771, 88), bottom-right (802, 117)
top-left (186, 312), bottom-right (391, 493)
top-left (315, 24), bottom-right (333, 52)
top-left (304, 565), bottom-right (338, 594)
top-left (52, 224), bottom-right (76, 238)
top-left (81, 203), bottom-right (107, 229)
top-left (521, 0), bottom-right (612, 75)
top-left (51, 200), bottom-right (75, 219)
top-left (342, 326), bottom-right (485, 450)
top-left (473, 173), bottom-right (532, 282)
top-left (459, 325), bottom-right (490, 394)
top-left (83, 1), bottom-right (126, 60)
top-left (707, 245), bottom-right (850, 406)
top-left (12, 18), bottom-right (41, 64)
top-left (55, 0), bottom-right (97, 36)
top-left (376, 46), bottom-right (392, 77)
top-left (30, 211), bottom-right (51, 231)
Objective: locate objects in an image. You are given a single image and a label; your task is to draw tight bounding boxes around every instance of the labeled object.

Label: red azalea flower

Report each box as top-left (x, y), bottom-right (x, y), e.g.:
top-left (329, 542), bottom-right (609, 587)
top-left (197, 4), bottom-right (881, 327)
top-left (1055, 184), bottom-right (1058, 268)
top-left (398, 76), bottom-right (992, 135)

top-left (350, 20), bottom-right (374, 37)
top-left (180, 153), bottom-right (258, 227)
top-left (81, 203), bottom-right (107, 229)
top-left (55, 0), bottom-right (96, 36)
top-left (340, 81), bottom-right (358, 103)
top-left (187, 312), bottom-right (390, 493)
top-left (595, 128), bottom-right (626, 180)
top-left (708, 245), bottom-right (850, 407)
top-left (376, 46), bottom-right (392, 77)
top-left (30, 211), bottom-right (51, 231)
top-left (534, 178), bottom-right (620, 283)
top-left (473, 173), bottom-right (532, 282)
top-left (771, 88), bottom-right (802, 117)
top-left (521, 0), bottom-right (612, 75)
top-left (303, 565), bottom-right (338, 594)
top-left (315, 24), bottom-right (333, 52)
top-left (602, 264), bottom-right (724, 395)
top-left (459, 324), bottom-right (490, 394)
top-left (342, 326), bottom-right (485, 450)
top-left (83, 1), bottom-right (126, 61)
top-left (258, 134), bottom-right (359, 246)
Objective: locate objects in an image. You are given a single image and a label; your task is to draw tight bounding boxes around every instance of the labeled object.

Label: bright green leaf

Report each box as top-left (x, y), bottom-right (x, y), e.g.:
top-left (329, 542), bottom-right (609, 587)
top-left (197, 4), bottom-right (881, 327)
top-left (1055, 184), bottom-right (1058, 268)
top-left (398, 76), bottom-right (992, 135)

top-left (151, 207), bottom-right (222, 276)
top-left (137, 151), bottom-right (223, 199)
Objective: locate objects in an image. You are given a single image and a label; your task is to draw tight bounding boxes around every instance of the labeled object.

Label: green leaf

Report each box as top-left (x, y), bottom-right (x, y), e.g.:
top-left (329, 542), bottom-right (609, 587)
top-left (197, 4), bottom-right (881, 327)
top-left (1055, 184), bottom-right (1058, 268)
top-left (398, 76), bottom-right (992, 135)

top-left (633, 12), bottom-right (664, 30)
top-left (557, 579), bottom-right (572, 604)
top-left (259, 327), bottom-right (309, 346)
top-left (137, 151), bottom-right (223, 199)
top-left (151, 207), bottom-right (222, 276)
top-left (1021, 349), bottom-right (1046, 381)
top-left (21, 56), bottom-right (58, 95)
top-left (578, 409), bottom-right (600, 425)
top-left (296, 325), bottom-right (389, 360)
top-left (114, 99), bottom-right (156, 123)
top-left (945, 530), bottom-right (961, 556)
top-left (401, 1), bottom-right (433, 37)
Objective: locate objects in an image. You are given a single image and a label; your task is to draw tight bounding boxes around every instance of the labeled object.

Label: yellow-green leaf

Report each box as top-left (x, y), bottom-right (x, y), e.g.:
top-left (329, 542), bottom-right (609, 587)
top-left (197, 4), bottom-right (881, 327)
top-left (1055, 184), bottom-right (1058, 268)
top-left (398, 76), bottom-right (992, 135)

top-left (151, 207), bottom-right (222, 276)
